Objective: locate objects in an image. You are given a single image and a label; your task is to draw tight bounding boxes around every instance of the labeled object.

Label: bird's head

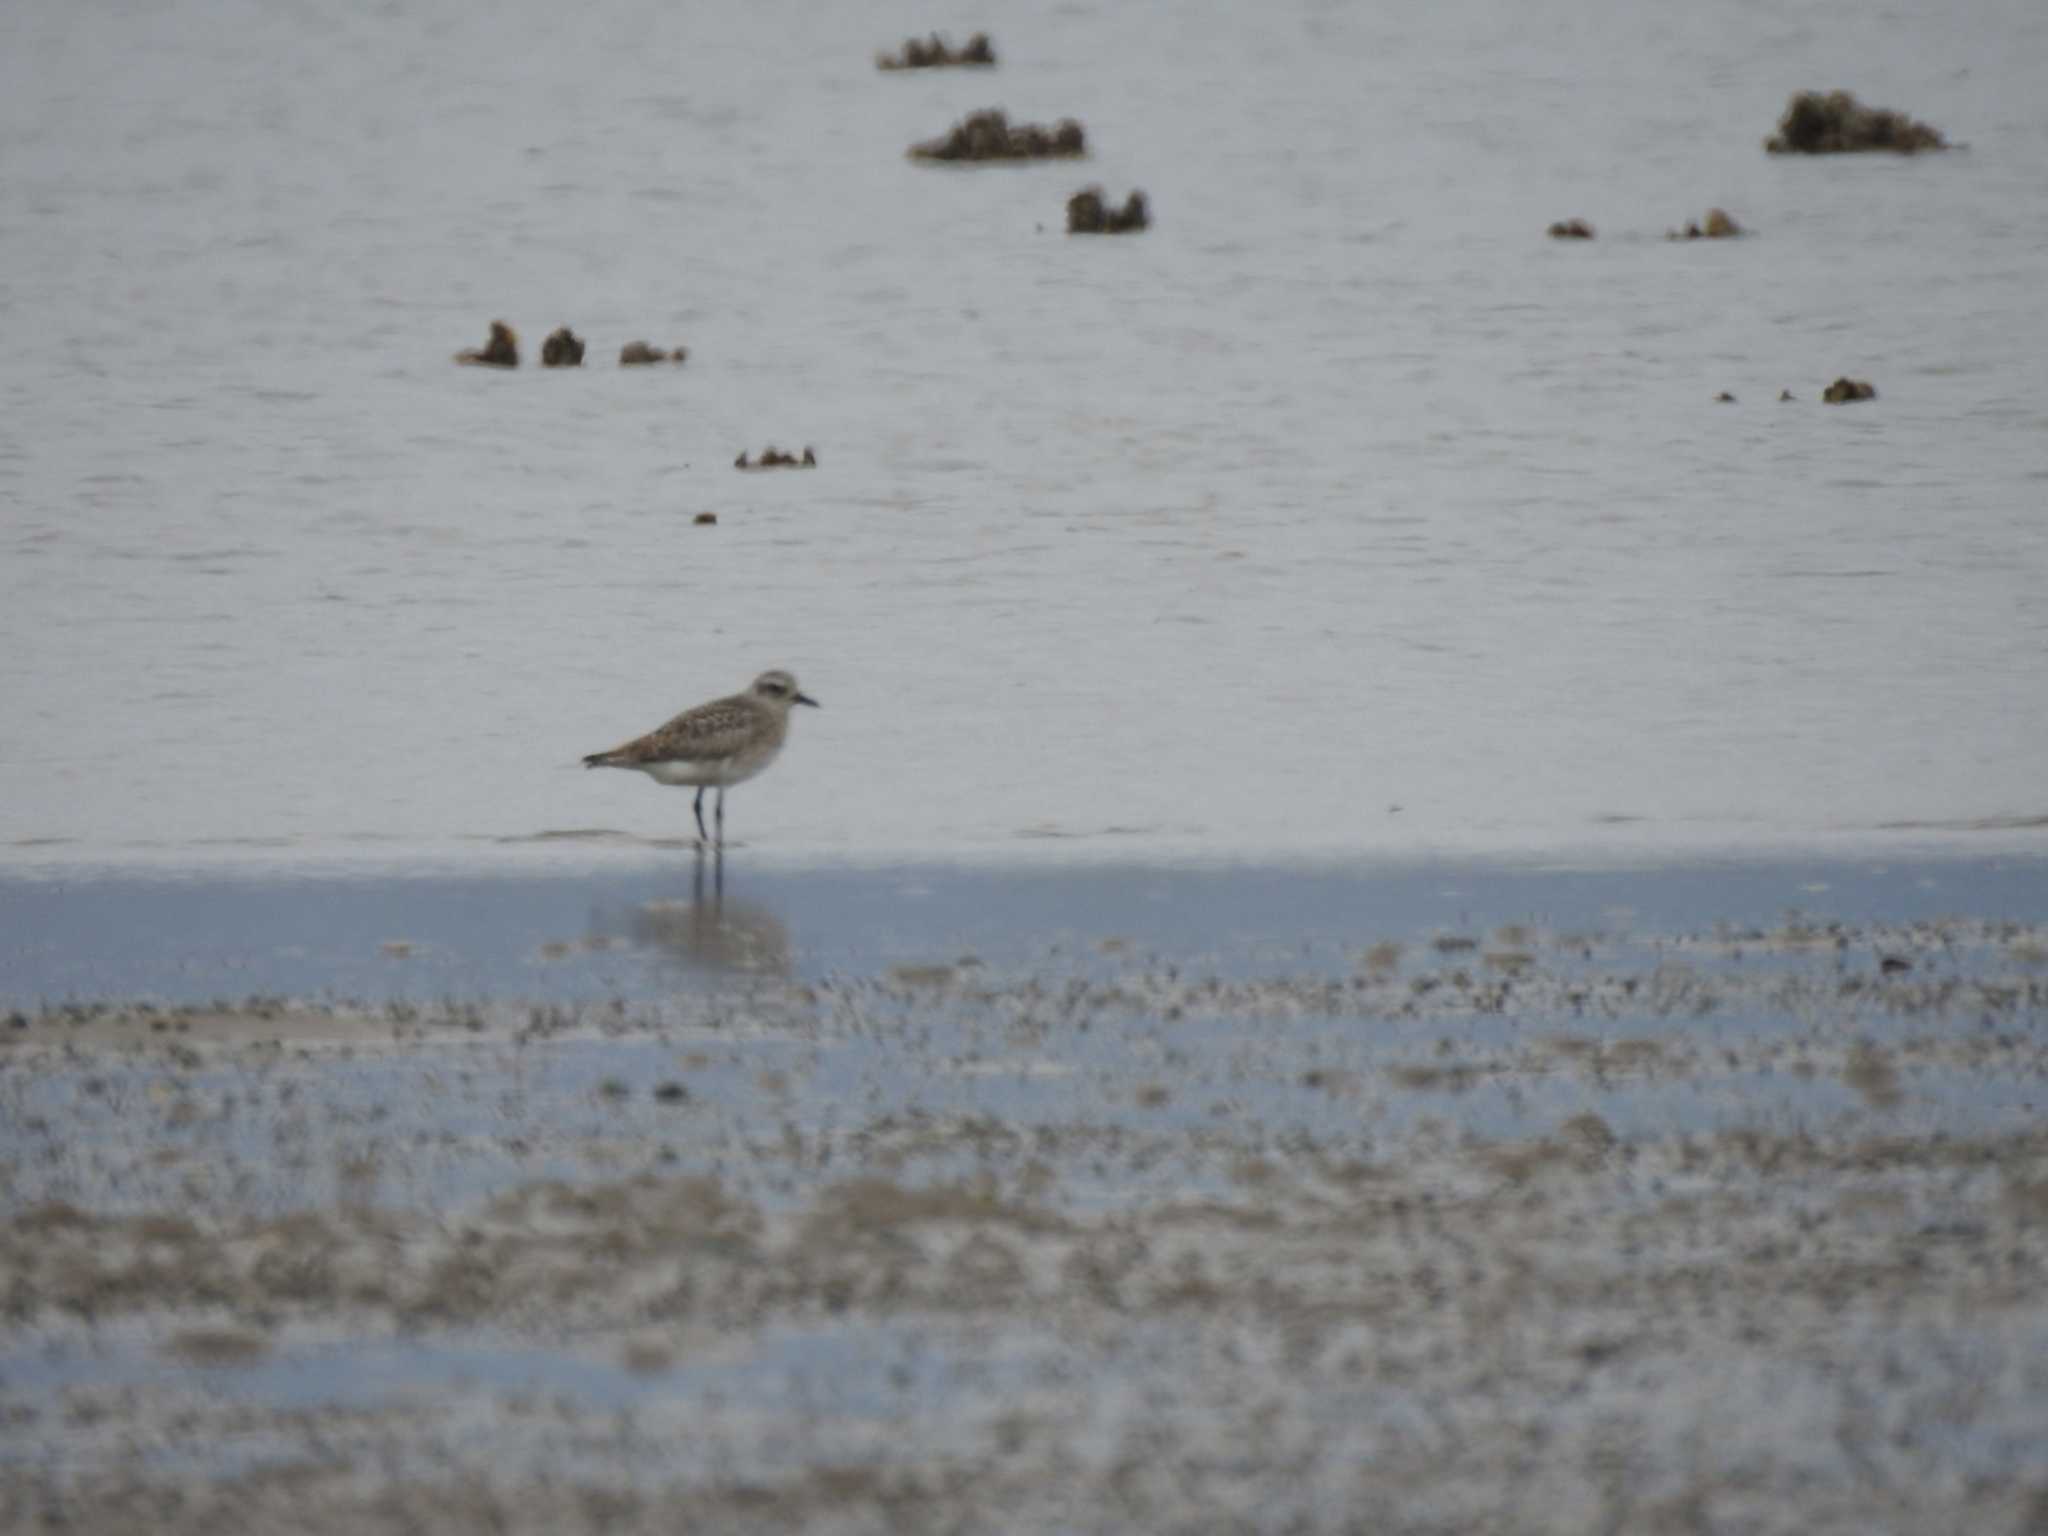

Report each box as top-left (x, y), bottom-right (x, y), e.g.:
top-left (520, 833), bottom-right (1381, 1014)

top-left (752, 670), bottom-right (820, 710)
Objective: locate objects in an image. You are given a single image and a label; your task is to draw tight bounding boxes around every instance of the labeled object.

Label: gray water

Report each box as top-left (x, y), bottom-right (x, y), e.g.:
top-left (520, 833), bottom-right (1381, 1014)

top-left (5, 0), bottom-right (2048, 869)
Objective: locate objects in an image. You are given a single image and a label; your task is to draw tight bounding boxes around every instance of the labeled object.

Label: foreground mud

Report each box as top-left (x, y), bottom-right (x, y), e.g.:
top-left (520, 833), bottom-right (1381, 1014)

top-left (4, 897), bottom-right (2047, 1533)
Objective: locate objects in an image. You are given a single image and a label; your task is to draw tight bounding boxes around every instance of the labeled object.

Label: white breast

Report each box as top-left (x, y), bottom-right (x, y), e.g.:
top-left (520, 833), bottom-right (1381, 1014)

top-left (639, 740), bottom-right (782, 789)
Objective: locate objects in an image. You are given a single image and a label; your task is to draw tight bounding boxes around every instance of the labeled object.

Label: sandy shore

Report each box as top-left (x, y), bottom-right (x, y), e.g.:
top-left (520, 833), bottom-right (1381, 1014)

top-left (3, 856), bottom-right (2047, 1532)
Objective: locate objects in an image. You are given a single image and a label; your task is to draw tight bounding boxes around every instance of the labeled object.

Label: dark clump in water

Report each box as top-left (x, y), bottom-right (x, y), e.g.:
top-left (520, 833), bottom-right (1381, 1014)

top-left (909, 109), bottom-right (1085, 163)
top-left (876, 32), bottom-right (995, 70)
top-left (1669, 207), bottom-right (1743, 239)
top-left (1822, 377), bottom-right (1878, 403)
top-left (540, 326), bottom-right (585, 367)
top-left (619, 340), bottom-right (686, 366)
top-left (1067, 187), bottom-right (1148, 235)
top-left (735, 446), bottom-right (816, 470)
top-left (1765, 90), bottom-right (1948, 154)
top-left (453, 320), bottom-right (518, 368)
top-left (1546, 218), bottom-right (1594, 239)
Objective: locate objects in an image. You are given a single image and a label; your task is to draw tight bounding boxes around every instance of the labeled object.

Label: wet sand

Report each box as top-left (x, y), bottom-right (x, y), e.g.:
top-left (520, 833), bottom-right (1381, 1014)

top-left (3, 855), bottom-right (2047, 1533)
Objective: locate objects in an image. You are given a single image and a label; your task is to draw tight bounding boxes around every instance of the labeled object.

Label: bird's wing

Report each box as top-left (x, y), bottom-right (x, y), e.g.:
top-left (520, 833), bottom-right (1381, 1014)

top-left (601, 697), bottom-right (762, 765)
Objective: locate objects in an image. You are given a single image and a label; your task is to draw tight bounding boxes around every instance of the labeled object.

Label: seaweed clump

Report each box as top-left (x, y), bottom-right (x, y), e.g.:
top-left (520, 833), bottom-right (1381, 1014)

top-left (454, 321), bottom-right (518, 368)
top-left (1547, 219), bottom-right (1594, 240)
top-left (1669, 208), bottom-right (1744, 240)
top-left (878, 32), bottom-right (995, 70)
top-left (736, 447), bottom-right (817, 470)
top-left (540, 326), bottom-right (585, 367)
top-left (1821, 377), bottom-right (1877, 404)
top-left (910, 109), bottom-right (1085, 163)
top-left (1766, 91), bottom-right (1948, 154)
top-left (620, 341), bottom-right (688, 366)
top-left (1067, 187), bottom-right (1149, 234)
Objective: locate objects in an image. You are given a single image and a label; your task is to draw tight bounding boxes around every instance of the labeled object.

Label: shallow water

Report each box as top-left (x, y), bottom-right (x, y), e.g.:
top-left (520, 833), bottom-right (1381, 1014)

top-left (7, 850), bottom-right (2046, 1003)
top-left (5, 0), bottom-right (2048, 868)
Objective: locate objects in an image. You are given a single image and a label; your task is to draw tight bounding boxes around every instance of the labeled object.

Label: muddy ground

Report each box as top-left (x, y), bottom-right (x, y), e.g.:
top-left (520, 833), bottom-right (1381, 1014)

top-left (2, 860), bottom-right (2047, 1532)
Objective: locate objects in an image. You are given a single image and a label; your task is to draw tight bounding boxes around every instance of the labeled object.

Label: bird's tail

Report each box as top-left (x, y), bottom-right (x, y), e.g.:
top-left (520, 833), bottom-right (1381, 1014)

top-left (582, 751), bottom-right (621, 769)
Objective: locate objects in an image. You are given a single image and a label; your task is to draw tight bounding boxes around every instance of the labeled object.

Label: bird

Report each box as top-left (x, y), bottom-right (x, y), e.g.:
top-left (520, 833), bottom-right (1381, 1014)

top-left (582, 670), bottom-right (819, 847)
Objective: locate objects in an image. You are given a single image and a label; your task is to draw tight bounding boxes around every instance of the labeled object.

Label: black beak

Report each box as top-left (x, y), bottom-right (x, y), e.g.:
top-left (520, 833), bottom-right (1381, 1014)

top-left (795, 692), bottom-right (821, 708)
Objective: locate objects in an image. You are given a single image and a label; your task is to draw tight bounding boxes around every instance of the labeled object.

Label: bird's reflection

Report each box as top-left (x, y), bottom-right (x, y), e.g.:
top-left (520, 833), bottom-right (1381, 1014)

top-left (605, 847), bottom-right (793, 977)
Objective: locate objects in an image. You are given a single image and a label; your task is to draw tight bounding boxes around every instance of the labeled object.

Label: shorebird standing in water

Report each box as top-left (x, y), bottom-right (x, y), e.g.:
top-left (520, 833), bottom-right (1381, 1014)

top-left (582, 670), bottom-right (819, 847)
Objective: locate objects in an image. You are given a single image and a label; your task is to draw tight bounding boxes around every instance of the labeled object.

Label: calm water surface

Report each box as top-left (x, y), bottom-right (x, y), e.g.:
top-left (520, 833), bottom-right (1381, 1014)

top-left (4, 0), bottom-right (2046, 869)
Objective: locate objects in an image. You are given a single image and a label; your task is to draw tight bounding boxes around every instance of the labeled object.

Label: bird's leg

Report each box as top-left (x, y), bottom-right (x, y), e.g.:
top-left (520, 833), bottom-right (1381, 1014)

top-left (693, 788), bottom-right (709, 846)
top-left (715, 788), bottom-right (726, 848)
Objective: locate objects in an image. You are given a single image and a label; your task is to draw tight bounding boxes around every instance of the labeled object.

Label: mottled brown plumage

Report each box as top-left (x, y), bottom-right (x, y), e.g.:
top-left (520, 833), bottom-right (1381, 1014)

top-left (583, 670), bottom-right (819, 846)
top-left (592, 698), bottom-right (770, 771)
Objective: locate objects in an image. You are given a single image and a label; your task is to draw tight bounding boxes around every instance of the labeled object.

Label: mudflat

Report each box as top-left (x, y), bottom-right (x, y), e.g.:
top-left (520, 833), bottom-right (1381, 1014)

top-left (3, 856), bottom-right (2046, 1533)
